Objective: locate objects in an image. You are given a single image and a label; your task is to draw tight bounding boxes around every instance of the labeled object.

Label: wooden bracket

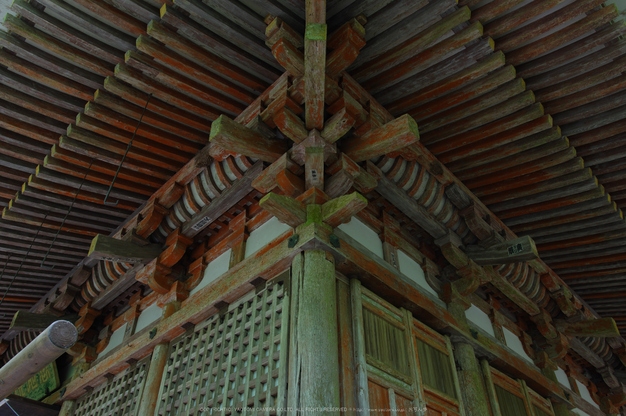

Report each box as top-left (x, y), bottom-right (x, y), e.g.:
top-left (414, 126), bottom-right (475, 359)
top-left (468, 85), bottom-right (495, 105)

top-left (551, 286), bottom-right (580, 317)
top-left (321, 191), bottom-right (368, 227)
top-left (259, 192), bottom-right (307, 228)
top-left (136, 199), bottom-right (168, 238)
top-left (157, 281), bottom-right (189, 308)
top-left (341, 114), bottom-right (419, 162)
top-left (326, 153), bottom-right (377, 198)
top-left (75, 303), bottom-right (101, 335)
top-left (545, 333), bottom-right (569, 360)
top-left (135, 259), bottom-right (173, 294)
top-left (252, 153), bottom-right (303, 196)
top-left (465, 235), bottom-right (538, 265)
top-left (48, 282), bottom-right (80, 312)
top-left (326, 18), bottom-right (366, 78)
top-left (159, 229), bottom-right (193, 267)
top-left (209, 115), bottom-right (288, 162)
top-left (530, 309), bottom-right (558, 340)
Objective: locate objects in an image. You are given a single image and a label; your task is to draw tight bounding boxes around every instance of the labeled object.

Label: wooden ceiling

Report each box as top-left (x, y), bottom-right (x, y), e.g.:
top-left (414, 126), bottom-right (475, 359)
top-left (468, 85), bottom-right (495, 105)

top-left (0, 0), bottom-right (625, 356)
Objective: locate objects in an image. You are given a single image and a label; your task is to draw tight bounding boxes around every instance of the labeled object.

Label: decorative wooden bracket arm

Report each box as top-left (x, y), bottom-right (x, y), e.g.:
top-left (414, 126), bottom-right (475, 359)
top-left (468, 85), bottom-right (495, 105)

top-left (554, 317), bottom-right (620, 338)
top-left (209, 115), bottom-right (288, 163)
top-left (341, 114), bottom-right (420, 162)
top-left (465, 235), bottom-right (539, 265)
top-left (87, 234), bottom-right (162, 265)
top-left (135, 259), bottom-right (173, 295)
top-left (531, 309), bottom-right (559, 340)
top-left (440, 242), bottom-right (489, 306)
top-left (326, 18), bottom-right (366, 78)
top-left (259, 193), bottom-right (307, 228)
top-left (136, 199), bottom-right (168, 238)
top-left (326, 153), bottom-right (377, 198)
top-left (158, 228), bottom-right (193, 268)
top-left (75, 303), bottom-right (100, 335)
top-left (259, 191), bottom-right (367, 229)
top-left (321, 192), bottom-right (368, 227)
top-left (252, 153), bottom-right (304, 197)
top-left (266, 17), bottom-right (305, 77)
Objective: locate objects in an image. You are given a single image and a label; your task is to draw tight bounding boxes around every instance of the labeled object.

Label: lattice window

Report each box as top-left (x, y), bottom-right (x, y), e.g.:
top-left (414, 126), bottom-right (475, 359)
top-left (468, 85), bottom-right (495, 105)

top-left (486, 365), bottom-right (534, 416)
top-left (74, 356), bottom-right (151, 416)
top-left (156, 274), bottom-right (289, 415)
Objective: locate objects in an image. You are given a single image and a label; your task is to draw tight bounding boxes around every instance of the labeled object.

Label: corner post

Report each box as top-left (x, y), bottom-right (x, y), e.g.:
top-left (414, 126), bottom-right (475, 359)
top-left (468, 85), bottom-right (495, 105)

top-left (288, 249), bottom-right (340, 415)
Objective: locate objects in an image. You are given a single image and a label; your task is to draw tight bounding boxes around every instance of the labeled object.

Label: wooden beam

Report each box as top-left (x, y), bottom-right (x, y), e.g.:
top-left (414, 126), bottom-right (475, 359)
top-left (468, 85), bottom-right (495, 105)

top-left (555, 318), bottom-right (620, 338)
top-left (209, 115), bottom-right (287, 162)
top-left (87, 234), bottom-right (162, 265)
top-left (341, 114), bottom-right (419, 162)
top-left (465, 235), bottom-right (539, 265)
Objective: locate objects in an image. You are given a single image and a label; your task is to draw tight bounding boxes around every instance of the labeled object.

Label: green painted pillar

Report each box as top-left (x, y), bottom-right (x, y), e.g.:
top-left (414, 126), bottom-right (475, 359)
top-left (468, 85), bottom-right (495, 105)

top-left (288, 249), bottom-right (340, 415)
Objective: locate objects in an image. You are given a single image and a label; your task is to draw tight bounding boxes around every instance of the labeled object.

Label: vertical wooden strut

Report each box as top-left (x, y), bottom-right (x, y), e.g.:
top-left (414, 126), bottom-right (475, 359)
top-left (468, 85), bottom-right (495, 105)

top-left (304, 0), bottom-right (327, 130)
top-left (288, 250), bottom-right (340, 415)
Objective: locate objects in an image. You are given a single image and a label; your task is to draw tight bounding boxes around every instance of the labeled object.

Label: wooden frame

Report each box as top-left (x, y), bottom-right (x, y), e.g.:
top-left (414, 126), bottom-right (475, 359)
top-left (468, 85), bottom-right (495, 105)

top-left (483, 363), bottom-right (548, 416)
top-left (350, 281), bottom-right (465, 416)
top-left (412, 319), bottom-right (464, 416)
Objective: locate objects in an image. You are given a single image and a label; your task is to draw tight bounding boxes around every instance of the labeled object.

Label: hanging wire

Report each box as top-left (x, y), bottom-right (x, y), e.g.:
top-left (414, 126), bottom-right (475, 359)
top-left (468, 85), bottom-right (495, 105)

top-left (0, 212), bottom-right (49, 314)
top-left (40, 158), bottom-right (94, 270)
top-left (103, 93), bottom-right (153, 206)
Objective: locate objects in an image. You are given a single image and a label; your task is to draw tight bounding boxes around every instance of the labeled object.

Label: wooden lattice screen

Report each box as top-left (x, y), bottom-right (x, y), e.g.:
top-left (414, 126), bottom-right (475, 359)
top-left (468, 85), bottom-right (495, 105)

top-left (156, 273), bottom-right (289, 415)
top-left (74, 355), bottom-right (151, 416)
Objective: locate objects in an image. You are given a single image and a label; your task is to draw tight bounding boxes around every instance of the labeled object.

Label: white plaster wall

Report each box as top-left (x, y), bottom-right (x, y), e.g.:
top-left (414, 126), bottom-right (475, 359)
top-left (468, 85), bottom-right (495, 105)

top-left (244, 217), bottom-right (291, 258)
top-left (465, 305), bottom-right (495, 337)
top-left (99, 323), bottom-right (127, 358)
top-left (555, 366), bottom-right (571, 389)
top-left (134, 303), bottom-right (163, 333)
top-left (503, 327), bottom-right (534, 364)
top-left (337, 217), bottom-right (384, 258)
top-left (190, 248), bottom-right (232, 296)
top-left (576, 380), bottom-right (600, 410)
top-left (397, 250), bottom-right (437, 296)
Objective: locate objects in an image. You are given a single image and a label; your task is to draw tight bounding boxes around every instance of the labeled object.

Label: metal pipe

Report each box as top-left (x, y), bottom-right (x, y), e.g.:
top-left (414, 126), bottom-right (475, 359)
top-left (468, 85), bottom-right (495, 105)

top-left (0, 321), bottom-right (77, 400)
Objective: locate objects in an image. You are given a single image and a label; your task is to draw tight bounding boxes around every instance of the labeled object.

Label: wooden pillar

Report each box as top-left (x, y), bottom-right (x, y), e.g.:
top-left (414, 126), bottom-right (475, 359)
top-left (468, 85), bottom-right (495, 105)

top-left (448, 303), bottom-right (492, 415)
top-left (0, 320), bottom-right (77, 400)
top-left (59, 399), bottom-right (76, 416)
top-left (304, 0), bottom-right (326, 130)
top-left (137, 342), bottom-right (169, 416)
top-left (453, 342), bottom-right (493, 415)
top-left (288, 250), bottom-right (340, 415)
